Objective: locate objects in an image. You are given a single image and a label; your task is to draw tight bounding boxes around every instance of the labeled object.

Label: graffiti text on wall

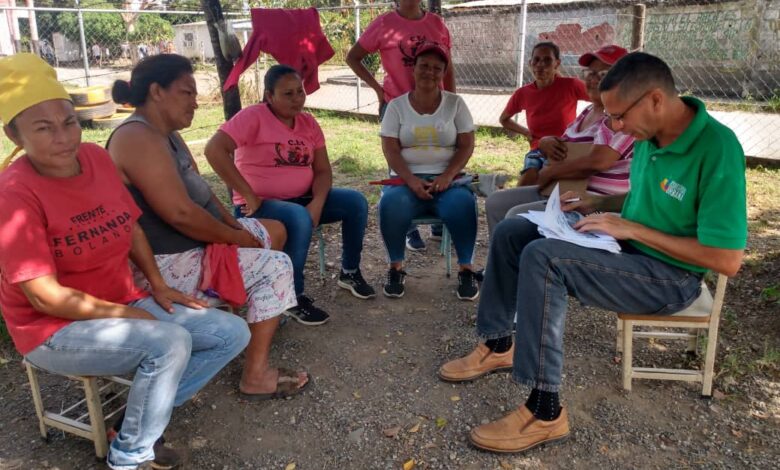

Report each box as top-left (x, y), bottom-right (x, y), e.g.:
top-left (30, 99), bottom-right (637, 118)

top-left (644, 9), bottom-right (755, 62)
top-left (538, 22), bottom-right (615, 54)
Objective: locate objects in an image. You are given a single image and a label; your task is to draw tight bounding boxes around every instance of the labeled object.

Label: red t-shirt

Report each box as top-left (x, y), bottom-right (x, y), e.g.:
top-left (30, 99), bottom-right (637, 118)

top-left (502, 76), bottom-right (589, 149)
top-left (219, 103), bottom-right (326, 203)
top-left (0, 143), bottom-right (147, 355)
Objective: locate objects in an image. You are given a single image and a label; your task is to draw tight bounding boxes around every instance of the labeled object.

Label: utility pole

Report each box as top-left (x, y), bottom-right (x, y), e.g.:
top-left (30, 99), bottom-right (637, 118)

top-left (200, 0), bottom-right (242, 120)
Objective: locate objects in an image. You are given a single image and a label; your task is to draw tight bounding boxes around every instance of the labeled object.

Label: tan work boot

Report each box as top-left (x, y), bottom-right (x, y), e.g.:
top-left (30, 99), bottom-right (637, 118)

top-left (469, 405), bottom-right (570, 453)
top-left (438, 343), bottom-right (513, 382)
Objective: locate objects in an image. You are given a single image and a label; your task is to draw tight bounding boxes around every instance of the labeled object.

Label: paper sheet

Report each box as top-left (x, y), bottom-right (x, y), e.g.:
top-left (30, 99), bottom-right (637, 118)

top-left (520, 184), bottom-right (622, 253)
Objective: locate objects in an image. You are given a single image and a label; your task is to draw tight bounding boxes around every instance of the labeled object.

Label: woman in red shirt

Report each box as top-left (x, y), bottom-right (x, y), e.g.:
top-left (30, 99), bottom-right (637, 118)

top-left (0, 54), bottom-right (249, 470)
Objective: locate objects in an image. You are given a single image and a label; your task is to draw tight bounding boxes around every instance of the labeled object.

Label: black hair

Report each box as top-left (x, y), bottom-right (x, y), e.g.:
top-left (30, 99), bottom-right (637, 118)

top-left (599, 52), bottom-right (676, 97)
top-left (112, 54), bottom-right (194, 107)
top-left (532, 41), bottom-right (560, 60)
top-left (263, 64), bottom-right (300, 102)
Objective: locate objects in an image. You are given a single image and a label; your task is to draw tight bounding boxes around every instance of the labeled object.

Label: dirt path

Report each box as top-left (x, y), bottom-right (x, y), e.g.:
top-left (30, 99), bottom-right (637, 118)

top-left (1, 198), bottom-right (778, 470)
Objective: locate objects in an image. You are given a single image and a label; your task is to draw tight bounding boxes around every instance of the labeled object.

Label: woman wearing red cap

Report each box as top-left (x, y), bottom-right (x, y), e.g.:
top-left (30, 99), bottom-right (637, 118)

top-left (484, 44), bottom-right (635, 232)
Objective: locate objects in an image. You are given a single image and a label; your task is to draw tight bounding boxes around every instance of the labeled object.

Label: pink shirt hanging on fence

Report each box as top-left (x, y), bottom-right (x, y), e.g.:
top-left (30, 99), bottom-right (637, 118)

top-left (224, 8), bottom-right (334, 94)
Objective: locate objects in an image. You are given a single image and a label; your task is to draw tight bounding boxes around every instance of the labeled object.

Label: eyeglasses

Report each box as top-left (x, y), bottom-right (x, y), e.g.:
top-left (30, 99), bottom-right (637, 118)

top-left (581, 69), bottom-right (609, 81)
top-left (604, 90), bottom-right (651, 123)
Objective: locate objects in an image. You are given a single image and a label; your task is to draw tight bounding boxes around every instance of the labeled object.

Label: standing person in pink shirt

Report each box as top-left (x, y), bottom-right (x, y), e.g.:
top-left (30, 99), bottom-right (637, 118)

top-left (347, 0), bottom-right (455, 251)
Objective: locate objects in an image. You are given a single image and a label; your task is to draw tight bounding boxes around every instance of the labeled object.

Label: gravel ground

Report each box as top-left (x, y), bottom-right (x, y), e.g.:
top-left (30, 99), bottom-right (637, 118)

top-left (1, 199), bottom-right (778, 470)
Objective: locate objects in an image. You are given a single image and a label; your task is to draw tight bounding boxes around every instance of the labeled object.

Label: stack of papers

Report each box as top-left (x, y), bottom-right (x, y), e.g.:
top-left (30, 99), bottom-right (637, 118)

top-left (519, 184), bottom-right (622, 253)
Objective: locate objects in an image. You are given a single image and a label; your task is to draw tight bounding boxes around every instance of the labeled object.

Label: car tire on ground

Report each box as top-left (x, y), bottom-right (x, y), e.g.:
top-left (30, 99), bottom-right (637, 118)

top-left (89, 113), bottom-right (128, 129)
top-left (67, 86), bottom-right (112, 106)
top-left (75, 101), bottom-right (116, 121)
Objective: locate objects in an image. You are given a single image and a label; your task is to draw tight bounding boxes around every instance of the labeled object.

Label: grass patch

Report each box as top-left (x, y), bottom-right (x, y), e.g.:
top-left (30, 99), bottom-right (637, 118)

top-left (760, 284), bottom-right (780, 304)
top-left (719, 343), bottom-right (780, 382)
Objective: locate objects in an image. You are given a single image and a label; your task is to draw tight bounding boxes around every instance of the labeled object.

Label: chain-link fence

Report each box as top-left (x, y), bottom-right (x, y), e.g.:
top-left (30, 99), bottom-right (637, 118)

top-left (443, 0), bottom-right (780, 160)
top-left (2, 0), bottom-right (778, 158)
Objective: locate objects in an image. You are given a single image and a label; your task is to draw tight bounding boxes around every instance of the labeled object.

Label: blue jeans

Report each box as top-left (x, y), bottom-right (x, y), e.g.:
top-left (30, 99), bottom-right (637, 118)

top-left (25, 297), bottom-right (250, 469)
top-left (239, 188), bottom-right (369, 296)
top-left (378, 182), bottom-right (478, 265)
top-left (477, 217), bottom-right (704, 392)
top-left (521, 149), bottom-right (546, 174)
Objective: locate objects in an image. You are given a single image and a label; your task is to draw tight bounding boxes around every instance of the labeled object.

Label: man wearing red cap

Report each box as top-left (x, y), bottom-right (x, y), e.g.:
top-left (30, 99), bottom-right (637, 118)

top-left (438, 52), bottom-right (746, 453)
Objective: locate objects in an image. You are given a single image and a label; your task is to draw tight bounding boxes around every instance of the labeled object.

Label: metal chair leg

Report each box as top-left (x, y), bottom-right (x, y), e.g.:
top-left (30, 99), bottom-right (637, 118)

top-left (442, 225), bottom-right (451, 278)
top-left (316, 226), bottom-right (326, 279)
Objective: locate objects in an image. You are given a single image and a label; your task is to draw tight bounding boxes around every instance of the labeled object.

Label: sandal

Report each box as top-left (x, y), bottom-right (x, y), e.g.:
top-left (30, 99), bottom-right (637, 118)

top-left (239, 368), bottom-right (311, 401)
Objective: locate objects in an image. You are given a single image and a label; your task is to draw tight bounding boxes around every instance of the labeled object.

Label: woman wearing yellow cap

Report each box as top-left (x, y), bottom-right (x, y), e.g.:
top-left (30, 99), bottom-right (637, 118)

top-left (0, 53), bottom-right (250, 470)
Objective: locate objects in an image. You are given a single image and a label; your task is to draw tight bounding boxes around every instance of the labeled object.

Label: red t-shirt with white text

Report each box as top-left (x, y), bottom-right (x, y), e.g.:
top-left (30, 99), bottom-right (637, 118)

top-left (0, 143), bottom-right (147, 355)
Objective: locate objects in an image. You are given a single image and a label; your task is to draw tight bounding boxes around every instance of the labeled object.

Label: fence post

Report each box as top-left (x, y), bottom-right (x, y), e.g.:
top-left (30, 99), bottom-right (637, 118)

top-left (514, 0), bottom-right (528, 123)
top-left (75, 0), bottom-right (91, 86)
top-left (355, 0), bottom-right (361, 110)
top-left (9, 0), bottom-right (22, 52)
top-left (27, 0), bottom-right (40, 54)
top-left (631, 3), bottom-right (646, 51)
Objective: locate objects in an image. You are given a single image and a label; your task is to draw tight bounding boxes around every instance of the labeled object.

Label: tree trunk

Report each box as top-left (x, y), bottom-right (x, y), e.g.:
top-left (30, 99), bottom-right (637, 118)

top-left (200, 0), bottom-right (242, 120)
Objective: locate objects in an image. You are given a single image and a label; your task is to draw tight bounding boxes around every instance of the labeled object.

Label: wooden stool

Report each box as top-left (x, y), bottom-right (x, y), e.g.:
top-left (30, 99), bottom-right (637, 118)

top-left (617, 274), bottom-right (728, 397)
top-left (24, 361), bottom-right (132, 458)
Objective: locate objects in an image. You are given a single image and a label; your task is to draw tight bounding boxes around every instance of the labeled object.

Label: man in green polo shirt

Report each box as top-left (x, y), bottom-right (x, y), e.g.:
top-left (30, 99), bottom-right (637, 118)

top-left (438, 52), bottom-right (747, 454)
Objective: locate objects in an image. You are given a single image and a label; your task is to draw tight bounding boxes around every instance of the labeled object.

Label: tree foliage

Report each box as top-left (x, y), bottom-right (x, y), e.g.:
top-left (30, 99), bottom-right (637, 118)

top-left (58, 11), bottom-right (126, 48)
top-left (54, 9), bottom-right (173, 50)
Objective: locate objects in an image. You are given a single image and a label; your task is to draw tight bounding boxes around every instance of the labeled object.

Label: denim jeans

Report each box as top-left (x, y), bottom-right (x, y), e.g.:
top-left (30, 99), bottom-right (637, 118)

top-left (521, 149), bottom-right (547, 173)
top-left (485, 186), bottom-right (546, 237)
top-left (477, 217), bottom-right (704, 392)
top-left (25, 297), bottom-right (250, 469)
top-left (378, 182), bottom-right (478, 265)
top-left (239, 187), bottom-right (368, 296)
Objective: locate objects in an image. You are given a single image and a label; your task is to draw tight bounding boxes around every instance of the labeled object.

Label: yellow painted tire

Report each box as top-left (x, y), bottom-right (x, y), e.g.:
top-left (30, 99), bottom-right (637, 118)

top-left (67, 86), bottom-right (111, 106)
top-left (75, 101), bottom-right (116, 121)
top-left (116, 105), bottom-right (135, 113)
top-left (90, 113), bottom-right (128, 129)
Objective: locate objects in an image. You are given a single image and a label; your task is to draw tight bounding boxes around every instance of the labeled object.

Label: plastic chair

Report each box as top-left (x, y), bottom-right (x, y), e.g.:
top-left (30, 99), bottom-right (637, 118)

top-left (616, 274), bottom-right (728, 397)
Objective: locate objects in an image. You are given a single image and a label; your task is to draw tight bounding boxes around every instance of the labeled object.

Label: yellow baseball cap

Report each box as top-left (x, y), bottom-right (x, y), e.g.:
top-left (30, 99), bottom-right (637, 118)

top-left (0, 53), bottom-right (71, 125)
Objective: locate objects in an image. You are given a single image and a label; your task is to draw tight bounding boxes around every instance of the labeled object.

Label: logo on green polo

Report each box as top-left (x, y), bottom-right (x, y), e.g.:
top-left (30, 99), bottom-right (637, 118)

top-left (660, 178), bottom-right (687, 202)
